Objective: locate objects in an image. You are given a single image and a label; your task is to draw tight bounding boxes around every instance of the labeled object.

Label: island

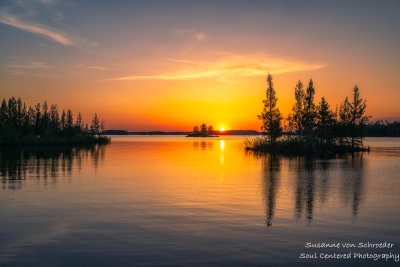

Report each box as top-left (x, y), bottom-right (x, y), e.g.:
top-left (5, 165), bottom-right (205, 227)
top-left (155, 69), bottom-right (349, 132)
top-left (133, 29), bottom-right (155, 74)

top-left (186, 123), bottom-right (219, 137)
top-left (0, 97), bottom-right (110, 145)
top-left (245, 74), bottom-right (370, 154)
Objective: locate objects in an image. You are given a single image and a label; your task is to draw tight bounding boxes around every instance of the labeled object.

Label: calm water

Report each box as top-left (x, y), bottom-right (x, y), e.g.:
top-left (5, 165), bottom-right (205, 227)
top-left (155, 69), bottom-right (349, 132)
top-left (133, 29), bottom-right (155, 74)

top-left (0, 136), bottom-right (399, 266)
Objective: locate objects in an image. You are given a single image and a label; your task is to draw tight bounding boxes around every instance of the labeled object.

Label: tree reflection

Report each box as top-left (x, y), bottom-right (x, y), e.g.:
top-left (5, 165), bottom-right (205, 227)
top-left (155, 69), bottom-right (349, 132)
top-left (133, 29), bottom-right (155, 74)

top-left (340, 153), bottom-right (365, 216)
top-left (262, 154), bottom-right (280, 227)
top-left (255, 152), bottom-right (366, 226)
top-left (0, 145), bottom-right (106, 190)
top-left (193, 141), bottom-right (214, 151)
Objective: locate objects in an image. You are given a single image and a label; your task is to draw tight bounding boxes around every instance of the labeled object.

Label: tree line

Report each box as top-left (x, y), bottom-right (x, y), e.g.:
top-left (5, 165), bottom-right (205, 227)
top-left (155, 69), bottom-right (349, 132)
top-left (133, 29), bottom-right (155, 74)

top-left (365, 120), bottom-right (400, 137)
top-left (256, 74), bottom-right (369, 153)
top-left (0, 96), bottom-right (109, 145)
top-left (188, 123), bottom-right (215, 137)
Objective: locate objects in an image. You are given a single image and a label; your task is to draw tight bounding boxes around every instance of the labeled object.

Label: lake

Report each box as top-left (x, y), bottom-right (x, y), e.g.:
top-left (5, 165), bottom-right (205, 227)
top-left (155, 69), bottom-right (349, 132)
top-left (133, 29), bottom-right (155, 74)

top-left (0, 136), bottom-right (399, 266)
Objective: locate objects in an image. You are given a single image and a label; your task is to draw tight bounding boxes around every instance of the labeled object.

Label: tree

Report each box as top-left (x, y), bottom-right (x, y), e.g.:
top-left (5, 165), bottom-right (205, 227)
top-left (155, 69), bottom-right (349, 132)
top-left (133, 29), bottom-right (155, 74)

top-left (316, 97), bottom-right (335, 145)
top-left (193, 125), bottom-right (199, 133)
top-left (91, 113), bottom-right (100, 135)
top-left (100, 119), bottom-right (105, 133)
top-left (0, 96), bottom-right (109, 144)
top-left (200, 123), bottom-right (208, 135)
top-left (302, 79), bottom-right (317, 150)
top-left (60, 110), bottom-right (66, 130)
top-left (50, 104), bottom-right (59, 133)
top-left (66, 109), bottom-right (74, 129)
top-left (258, 73), bottom-right (282, 144)
top-left (0, 99), bottom-right (7, 130)
top-left (42, 101), bottom-right (49, 129)
top-left (208, 125), bottom-right (214, 136)
top-left (349, 85), bottom-right (369, 148)
top-left (34, 103), bottom-right (41, 136)
top-left (338, 97), bottom-right (352, 146)
top-left (291, 80), bottom-right (304, 134)
top-left (76, 112), bottom-right (83, 130)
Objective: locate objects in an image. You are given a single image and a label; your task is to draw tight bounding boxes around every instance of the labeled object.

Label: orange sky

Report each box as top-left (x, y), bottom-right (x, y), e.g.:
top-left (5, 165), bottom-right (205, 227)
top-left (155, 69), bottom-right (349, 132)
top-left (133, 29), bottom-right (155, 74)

top-left (1, 1), bottom-right (399, 131)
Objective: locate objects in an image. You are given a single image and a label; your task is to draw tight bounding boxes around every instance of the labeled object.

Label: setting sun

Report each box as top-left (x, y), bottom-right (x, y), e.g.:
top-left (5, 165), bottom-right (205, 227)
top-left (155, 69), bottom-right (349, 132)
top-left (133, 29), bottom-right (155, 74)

top-left (220, 127), bottom-right (225, 132)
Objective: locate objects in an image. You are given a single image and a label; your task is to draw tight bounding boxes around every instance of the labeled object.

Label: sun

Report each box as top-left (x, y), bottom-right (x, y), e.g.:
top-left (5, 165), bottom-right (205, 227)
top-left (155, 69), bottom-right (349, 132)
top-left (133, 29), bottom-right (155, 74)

top-left (220, 127), bottom-right (225, 132)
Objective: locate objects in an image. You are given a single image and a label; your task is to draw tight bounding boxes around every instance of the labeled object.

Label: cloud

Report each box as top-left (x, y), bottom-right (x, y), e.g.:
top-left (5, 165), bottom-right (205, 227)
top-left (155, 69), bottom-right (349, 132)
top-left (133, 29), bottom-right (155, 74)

top-left (175, 28), bottom-right (208, 41)
top-left (111, 52), bottom-right (325, 82)
top-left (0, 12), bottom-right (74, 45)
top-left (195, 32), bottom-right (207, 41)
top-left (9, 61), bottom-right (52, 69)
top-left (77, 64), bottom-right (106, 71)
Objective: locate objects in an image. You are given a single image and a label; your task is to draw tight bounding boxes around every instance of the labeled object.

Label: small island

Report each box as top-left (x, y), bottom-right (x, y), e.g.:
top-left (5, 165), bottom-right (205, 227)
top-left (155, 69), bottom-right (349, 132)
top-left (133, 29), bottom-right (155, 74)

top-left (186, 123), bottom-right (219, 137)
top-left (0, 97), bottom-right (110, 145)
top-left (245, 74), bottom-right (370, 154)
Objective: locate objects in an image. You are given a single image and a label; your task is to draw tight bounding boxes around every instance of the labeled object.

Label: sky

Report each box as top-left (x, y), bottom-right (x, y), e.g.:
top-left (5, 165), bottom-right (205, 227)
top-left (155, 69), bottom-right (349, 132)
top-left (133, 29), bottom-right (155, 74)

top-left (0, 0), bottom-right (399, 131)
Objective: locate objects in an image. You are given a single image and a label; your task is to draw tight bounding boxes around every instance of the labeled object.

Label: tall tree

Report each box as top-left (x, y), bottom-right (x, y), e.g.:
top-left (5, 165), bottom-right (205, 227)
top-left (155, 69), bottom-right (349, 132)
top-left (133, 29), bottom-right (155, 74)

top-left (34, 103), bottom-right (41, 136)
top-left (291, 80), bottom-right (304, 134)
top-left (76, 112), bottom-right (83, 130)
top-left (66, 109), bottom-right (74, 129)
top-left (349, 85), bottom-right (369, 148)
top-left (302, 79), bottom-right (317, 150)
top-left (338, 97), bottom-right (352, 146)
top-left (60, 110), bottom-right (66, 130)
top-left (200, 123), bottom-right (208, 135)
top-left (316, 97), bottom-right (335, 145)
top-left (258, 73), bottom-right (282, 144)
top-left (208, 125), bottom-right (214, 136)
top-left (91, 113), bottom-right (100, 135)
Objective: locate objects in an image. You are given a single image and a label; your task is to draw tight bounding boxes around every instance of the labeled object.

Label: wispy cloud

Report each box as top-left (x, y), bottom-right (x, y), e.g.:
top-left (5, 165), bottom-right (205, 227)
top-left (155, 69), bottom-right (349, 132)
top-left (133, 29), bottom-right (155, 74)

top-left (195, 32), bottom-right (207, 41)
top-left (111, 52), bottom-right (325, 82)
top-left (9, 61), bottom-right (52, 70)
top-left (77, 64), bottom-right (106, 71)
top-left (0, 12), bottom-right (74, 45)
top-left (175, 28), bottom-right (208, 41)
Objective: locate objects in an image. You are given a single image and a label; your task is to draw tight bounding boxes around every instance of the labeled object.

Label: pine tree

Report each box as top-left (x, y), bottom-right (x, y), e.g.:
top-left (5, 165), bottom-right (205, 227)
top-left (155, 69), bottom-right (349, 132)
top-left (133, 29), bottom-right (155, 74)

top-left (339, 97), bottom-right (352, 146)
top-left (0, 99), bottom-right (7, 130)
top-left (50, 104), bottom-right (59, 132)
top-left (349, 85), bottom-right (369, 148)
top-left (316, 97), bottom-right (335, 145)
top-left (100, 119), bottom-right (105, 133)
top-left (200, 123), bottom-right (207, 135)
top-left (258, 73), bottom-right (282, 144)
top-left (76, 112), bottom-right (83, 130)
top-left (208, 125), bottom-right (214, 136)
top-left (34, 103), bottom-right (41, 136)
top-left (66, 109), bottom-right (74, 129)
top-left (292, 80), bottom-right (304, 134)
top-left (91, 113), bottom-right (100, 135)
top-left (60, 110), bottom-right (66, 130)
top-left (302, 79), bottom-right (317, 150)
top-left (0, 96), bottom-right (109, 144)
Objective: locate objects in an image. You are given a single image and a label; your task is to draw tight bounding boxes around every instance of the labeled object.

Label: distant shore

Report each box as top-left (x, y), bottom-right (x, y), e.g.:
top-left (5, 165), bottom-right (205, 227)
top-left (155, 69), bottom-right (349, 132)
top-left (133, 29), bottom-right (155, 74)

top-left (102, 130), bottom-right (261, 136)
top-left (103, 129), bottom-right (400, 137)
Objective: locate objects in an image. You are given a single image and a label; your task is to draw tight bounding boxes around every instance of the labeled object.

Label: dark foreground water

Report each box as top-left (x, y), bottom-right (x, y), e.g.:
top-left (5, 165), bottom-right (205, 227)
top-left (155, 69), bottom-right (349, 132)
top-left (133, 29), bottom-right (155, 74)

top-left (0, 136), bottom-right (399, 266)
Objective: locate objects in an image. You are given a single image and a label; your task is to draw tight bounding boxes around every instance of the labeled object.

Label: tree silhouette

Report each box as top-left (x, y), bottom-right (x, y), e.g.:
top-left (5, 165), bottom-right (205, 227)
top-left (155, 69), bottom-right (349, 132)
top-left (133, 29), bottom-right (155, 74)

top-left (200, 123), bottom-right (207, 135)
top-left (302, 79), bottom-right (317, 150)
top-left (291, 80), bottom-right (305, 134)
top-left (349, 85), bottom-right (369, 148)
top-left (258, 73), bottom-right (282, 144)
top-left (208, 125), bottom-right (214, 136)
top-left (316, 97), bottom-right (335, 145)
top-left (249, 75), bottom-right (371, 153)
top-left (0, 97), bottom-right (109, 145)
